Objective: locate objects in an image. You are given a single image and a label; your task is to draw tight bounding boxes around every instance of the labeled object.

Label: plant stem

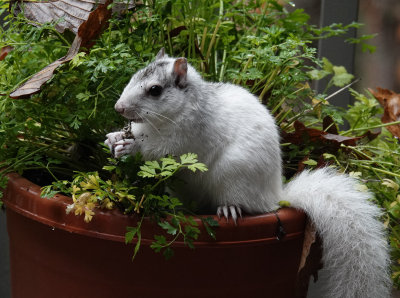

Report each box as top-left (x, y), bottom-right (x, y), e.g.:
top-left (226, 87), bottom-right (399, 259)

top-left (342, 145), bottom-right (372, 160)
top-left (258, 68), bottom-right (279, 101)
top-left (52, 29), bottom-right (70, 47)
top-left (271, 96), bottom-right (287, 115)
top-left (355, 145), bottom-right (400, 155)
top-left (235, 56), bottom-right (253, 85)
top-left (277, 108), bottom-right (292, 125)
top-left (200, 26), bottom-right (208, 54)
top-left (205, 19), bottom-right (221, 63)
top-left (218, 49), bottom-right (227, 82)
top-left (344, 120), bottom-right (400, 134)
top-left (354, 164), bottom-right (400, 179)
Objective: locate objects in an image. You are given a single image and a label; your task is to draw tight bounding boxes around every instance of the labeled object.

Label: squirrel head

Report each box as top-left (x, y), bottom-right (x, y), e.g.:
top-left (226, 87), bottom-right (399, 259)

top-left (114, 48), bottom-right (202, 124)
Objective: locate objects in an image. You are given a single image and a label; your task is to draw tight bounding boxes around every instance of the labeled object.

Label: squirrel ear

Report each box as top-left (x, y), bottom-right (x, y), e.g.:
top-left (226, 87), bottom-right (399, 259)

top-left (173, 58), bottom-right (187, 88)
top-left (155, 47), bottom-right (165, 60)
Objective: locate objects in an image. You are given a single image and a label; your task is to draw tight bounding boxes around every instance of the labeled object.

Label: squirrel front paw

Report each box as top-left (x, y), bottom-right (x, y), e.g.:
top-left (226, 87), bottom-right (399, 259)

top-left (113, 139), bottom-right (136, 158)
top-left (217, 205), bottom-right (243, 225)
top-left (105, 131), bottom-right (126, 149)
top-left (105, 132), bottom-right (135, 158)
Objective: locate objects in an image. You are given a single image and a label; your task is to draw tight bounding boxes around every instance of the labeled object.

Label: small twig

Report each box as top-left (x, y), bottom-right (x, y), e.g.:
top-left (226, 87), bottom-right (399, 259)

top-left (324, 78), bottom-right (360, 101)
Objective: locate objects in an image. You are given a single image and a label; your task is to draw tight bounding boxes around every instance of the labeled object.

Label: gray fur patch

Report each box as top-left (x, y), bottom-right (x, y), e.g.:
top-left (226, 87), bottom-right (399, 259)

top-left (136, 61), bottom-right (170, 82)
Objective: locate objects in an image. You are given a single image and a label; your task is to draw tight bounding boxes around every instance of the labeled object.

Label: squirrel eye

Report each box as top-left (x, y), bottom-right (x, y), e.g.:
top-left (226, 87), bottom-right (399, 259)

top-left (148, 85), bottom-right (163, 97)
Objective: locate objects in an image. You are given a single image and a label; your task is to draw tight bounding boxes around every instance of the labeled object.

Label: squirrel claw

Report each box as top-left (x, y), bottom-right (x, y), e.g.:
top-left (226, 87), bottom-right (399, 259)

top-left (105, 131), bottom-right (126, 152)
top-left (113, 139), bottom-right (135, 158)
top-left (216, 205), bottom-right (242, 225)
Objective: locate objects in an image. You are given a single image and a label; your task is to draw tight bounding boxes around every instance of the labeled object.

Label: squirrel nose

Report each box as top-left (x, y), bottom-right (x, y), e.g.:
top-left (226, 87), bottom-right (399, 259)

top-left (115, 102), bottom-right (125, 114)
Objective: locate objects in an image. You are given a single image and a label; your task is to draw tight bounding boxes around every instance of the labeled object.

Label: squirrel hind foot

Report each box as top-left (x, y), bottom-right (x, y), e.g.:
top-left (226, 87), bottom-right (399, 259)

top-left (216, 205), bottom-right (243, 225)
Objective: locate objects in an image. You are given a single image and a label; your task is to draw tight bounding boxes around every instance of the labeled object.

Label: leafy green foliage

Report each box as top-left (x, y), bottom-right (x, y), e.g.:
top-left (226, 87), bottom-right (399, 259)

top-left (42, 151), bottom-right (211, 258)
top-left (201, 216), bottom-right (219, 240)
top-left (0, 0), bottom-right (363, 192)
top-left (149, 214), bottom-right (202, 259)
top-left (138, 153), bottom-right (207, 179)
top-left (345, 89), bottom-right (383, 131)
top-left (0, 2), bottom-right (146, 184)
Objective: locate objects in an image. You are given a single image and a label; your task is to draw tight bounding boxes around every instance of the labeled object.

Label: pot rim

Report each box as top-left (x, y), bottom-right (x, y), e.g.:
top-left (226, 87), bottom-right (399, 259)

top-left (3, 172), bottom-right (307, 247)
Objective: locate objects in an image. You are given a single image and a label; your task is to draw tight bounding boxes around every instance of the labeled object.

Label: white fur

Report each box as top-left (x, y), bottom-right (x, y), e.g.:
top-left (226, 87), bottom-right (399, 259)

top-left (106, 53), bottom-right (392, 297)
top-left (286, 168), bottom-right (391, 297)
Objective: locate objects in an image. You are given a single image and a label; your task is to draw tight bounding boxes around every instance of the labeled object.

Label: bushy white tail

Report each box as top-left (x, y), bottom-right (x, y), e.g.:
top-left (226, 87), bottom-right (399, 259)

top-left (284, 168), bottom-right (392, 298)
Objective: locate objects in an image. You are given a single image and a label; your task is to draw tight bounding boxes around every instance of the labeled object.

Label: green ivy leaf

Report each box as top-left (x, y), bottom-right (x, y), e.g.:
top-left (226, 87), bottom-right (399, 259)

top-left (184, 225), bottom-right (200, 241)
top-left (202, 217), bottom-right (219, 227)
top-left (332, 66), bottom-right (354, 87)
top-left (159, 220), bottom-right (178, 235)
top-left (102, 165), bottom-right (116, 171)
top-left (169, 197), bottom-right (182, 209)
top-left (138, 165), bottom-right (157, 178)
top-left (150, 242), bottom-right (162, 252)
top-left (145, 160), bottom-right (161, 169)
top-left (70, 117), bottom-right (82, 129)
top-left (132, 230), bottom-right (141, 259)
top-left (76, 91), bottom-right (90, 101)
top-left (40, 187), bottom-right (59, 199)
top-left (171, 216), bottom-right (179, 228)
top-left (187, 163), bottom-right (208, 173)
top-left (125, 226), bottom-right (138, 244)
top-left (307, 69), bottom-right (330, 80)
top-left (151, 235), bottom-right (167, 253)
top-left (160, 157), bottom-right (179, 168)
top-left (70, 52), bottom-right (86, 69)
top-left (183, 215), bottom-right (197, 226)
top-left (180, 153), bottom-right (198, 165)
top-left (159, 171), bottom-right (173, 177)
top-left (201, 217), bottom-right (219, 240)
top-left (322, 57), bottom-right (333, 73)
top-left (302, 159), bottom-right (317, 166)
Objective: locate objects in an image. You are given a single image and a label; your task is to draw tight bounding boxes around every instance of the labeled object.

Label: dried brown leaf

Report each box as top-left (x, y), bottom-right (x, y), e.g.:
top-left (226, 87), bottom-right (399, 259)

top-left (283, 121), bottom-right (359, 148)
top-left (0, 46), bottom-right (14, 61)
top-left (295, 220), bottom-right (323, 297)
top-left (283, 121), bottom-right (378, 150)
top-left (282, 120), bottom-right (379, 173)
top-left (322, 116), bottom-right (338, 134)
top-left (78, 0), bottom-right (112, 49)
top-left (298, 221), bottom-right (317, 272)
top-left (369, 87), bottom-right (400, 138)
top-left (168, 25), bottom-right (187, 38)
top-left (12, 0), bottom-right (105, 34)
top-left (11, 1), bottom-right (134, 33)
top-left (9, 0), bottom-right (113, 99)
top-left (9, 37), bottom-right (81, 99)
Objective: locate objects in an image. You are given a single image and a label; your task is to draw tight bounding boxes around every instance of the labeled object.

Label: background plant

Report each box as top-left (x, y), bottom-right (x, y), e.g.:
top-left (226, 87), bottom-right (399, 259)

top-left (0, 0), bottom-right (399, 286)
top-left (0, 0), bottom-right (364, 183)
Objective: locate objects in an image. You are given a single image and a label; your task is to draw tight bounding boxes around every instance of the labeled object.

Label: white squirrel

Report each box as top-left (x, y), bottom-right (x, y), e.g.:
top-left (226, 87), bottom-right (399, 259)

top-left (105, 48), bottom-right (391, 297)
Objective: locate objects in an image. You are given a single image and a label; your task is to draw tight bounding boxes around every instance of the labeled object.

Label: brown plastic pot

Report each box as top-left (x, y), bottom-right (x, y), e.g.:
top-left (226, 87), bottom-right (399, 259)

top-left (3, 173), bottom-right (313, 298)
